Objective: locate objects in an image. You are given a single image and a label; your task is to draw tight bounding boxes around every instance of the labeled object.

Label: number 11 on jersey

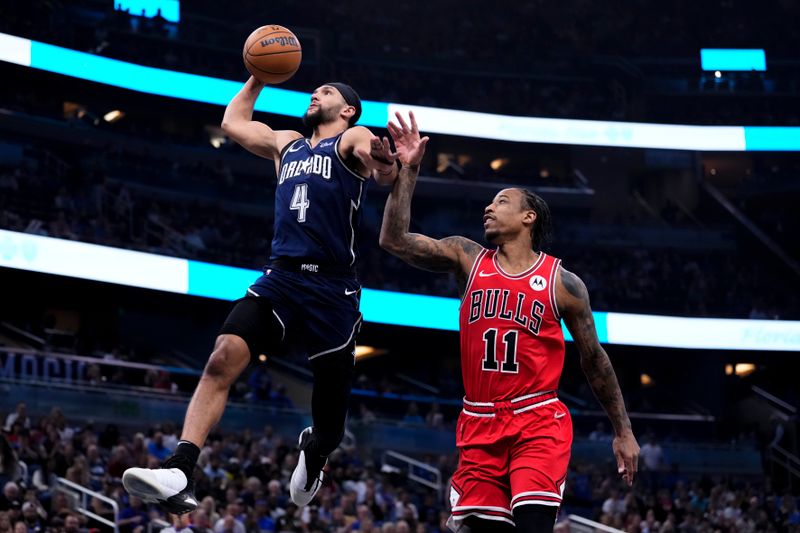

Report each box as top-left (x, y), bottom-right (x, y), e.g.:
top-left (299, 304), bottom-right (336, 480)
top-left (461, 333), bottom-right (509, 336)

top-left (291, 183), bottom-right (310, 222)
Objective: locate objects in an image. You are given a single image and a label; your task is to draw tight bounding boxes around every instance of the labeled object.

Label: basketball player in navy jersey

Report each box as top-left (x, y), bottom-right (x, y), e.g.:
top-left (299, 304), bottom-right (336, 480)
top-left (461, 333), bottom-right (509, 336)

top-left (123, 76), bottom-right (401, 512)
top-left (379, 113), bottom-right (639, 533)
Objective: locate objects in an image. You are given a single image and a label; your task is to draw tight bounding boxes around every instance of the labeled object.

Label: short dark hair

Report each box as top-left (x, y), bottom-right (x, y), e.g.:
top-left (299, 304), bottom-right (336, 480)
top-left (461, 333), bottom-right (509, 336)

top-left (518, 188), bottom-right (552, 252)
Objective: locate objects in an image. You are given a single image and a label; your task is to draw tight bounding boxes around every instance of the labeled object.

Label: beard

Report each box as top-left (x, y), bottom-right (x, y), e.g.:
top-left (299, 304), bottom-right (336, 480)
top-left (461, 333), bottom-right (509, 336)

top-left (302, 106), bottom-right (338, 128)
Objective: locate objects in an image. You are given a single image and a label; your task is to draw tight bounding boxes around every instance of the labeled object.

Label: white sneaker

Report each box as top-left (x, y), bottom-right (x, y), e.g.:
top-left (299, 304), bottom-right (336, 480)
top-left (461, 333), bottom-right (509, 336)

top-left (122, 467), bottom-right (198, 514)
top-left (289, 427), bottom-right (328, 506)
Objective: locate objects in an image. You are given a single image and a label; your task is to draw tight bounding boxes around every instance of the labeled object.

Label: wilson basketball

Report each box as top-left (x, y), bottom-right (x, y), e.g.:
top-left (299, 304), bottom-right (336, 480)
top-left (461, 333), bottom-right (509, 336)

top-left (243, 25), bottom-right (302, 84)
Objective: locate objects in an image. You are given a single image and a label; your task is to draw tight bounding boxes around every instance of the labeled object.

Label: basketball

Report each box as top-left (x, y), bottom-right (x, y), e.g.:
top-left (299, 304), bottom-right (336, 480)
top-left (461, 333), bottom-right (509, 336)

top-left (243, 25), bottom-right (302, 84)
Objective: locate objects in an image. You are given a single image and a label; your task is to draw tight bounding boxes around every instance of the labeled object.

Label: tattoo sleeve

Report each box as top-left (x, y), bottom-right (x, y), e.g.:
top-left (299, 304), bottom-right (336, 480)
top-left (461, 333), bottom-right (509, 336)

top-left (380, 164), bottom-right (480, 274)
top-left (561, 269), bottom-right (633, 435)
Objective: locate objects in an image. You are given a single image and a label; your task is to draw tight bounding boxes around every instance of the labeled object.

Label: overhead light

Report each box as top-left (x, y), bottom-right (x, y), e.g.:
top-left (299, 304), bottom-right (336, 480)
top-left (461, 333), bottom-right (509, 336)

top-left (640, 373), bottom-right (653, 386)
top-left (539, 168), bottom-right (550, 178)
top-left (734, 363), bottom-right (756, 377)
top-left (355, 345), bottom-right (386, 361)
top-left (210, 135), bottom-right (225, 148)
top-left (258, 354), bottom-right (267, 362)
top-left (490, 158), bottom-right (509, 171)
top-left (103, 110), bottom-right (125, 123)
top-left (714, 70), bottom-right (722, 79)
top-left (725, 364), bottom-right (733, 375)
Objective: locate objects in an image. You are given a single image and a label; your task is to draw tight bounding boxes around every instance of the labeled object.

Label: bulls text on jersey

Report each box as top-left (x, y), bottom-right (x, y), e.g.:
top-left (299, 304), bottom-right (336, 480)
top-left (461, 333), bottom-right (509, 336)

top-left (467, 289), bottom-right (546, 335)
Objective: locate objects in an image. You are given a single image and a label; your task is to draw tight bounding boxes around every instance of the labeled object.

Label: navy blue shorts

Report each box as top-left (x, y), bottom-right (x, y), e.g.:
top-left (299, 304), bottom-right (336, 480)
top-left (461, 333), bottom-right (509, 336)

top-left (221, 267), bottom-right (362, 360)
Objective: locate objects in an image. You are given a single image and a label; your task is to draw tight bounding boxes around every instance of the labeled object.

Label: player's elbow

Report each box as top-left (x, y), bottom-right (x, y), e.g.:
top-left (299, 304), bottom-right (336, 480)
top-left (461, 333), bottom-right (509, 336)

top-left (378, 232), bottom-right (401, 253)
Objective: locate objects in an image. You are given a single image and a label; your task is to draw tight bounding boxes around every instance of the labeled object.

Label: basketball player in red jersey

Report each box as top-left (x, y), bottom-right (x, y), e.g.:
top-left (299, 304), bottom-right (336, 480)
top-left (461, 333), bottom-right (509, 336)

top-left (376, 112), bottom-right (640, 533)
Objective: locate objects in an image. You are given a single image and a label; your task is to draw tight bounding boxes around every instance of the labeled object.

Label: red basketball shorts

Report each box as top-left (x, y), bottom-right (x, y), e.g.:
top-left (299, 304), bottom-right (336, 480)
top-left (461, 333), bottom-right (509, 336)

top-left (448, 392), bottom-right (572, 530)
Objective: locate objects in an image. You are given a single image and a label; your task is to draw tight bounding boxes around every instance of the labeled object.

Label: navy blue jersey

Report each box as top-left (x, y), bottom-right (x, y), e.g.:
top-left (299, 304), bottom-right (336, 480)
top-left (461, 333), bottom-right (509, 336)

top-left (271, 133), bottom-right (369, 267)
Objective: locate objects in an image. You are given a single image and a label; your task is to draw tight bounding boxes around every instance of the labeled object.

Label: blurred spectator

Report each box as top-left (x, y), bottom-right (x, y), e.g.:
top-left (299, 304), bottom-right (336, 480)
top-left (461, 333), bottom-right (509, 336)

top-left (3, 405), bottom-right (30, 433)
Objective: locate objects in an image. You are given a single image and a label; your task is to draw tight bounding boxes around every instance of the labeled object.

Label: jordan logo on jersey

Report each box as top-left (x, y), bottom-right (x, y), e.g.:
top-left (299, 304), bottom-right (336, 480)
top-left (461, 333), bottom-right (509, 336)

top-left (468, 289), bottom-right (545, 335)
top-left (279, 154), bottom-right (333, 184)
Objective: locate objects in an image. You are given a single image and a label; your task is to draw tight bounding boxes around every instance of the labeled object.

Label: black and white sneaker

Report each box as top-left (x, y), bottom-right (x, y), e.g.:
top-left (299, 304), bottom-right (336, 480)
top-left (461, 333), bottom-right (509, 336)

top-left (289, 426), bottom-right (328, 506)
top-left (122, 466), bottom-right (198, 514)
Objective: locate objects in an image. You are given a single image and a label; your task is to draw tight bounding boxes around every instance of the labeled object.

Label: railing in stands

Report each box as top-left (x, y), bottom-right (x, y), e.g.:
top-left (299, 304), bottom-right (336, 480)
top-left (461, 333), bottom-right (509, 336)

top-left (56, 477), bottom-right (119, 532)
top-left (381, 450), bottom-right (443, 499)
top-left (769, 445), bottom-right (800, 491)
top-left (566, 514), bottom-right (625, 532)
top-left (148, 518), bottom-right (171, 533)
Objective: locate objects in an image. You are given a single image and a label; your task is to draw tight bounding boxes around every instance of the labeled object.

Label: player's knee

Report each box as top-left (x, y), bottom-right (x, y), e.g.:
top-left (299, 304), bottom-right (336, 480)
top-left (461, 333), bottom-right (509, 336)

top-left (513, 504), bottom-right (558, 533)
top-left (204, 335), bottom-right (250, 384)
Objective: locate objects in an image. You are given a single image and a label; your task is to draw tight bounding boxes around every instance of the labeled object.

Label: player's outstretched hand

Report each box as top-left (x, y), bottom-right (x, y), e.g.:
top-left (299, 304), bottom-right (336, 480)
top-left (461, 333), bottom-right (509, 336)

top-left (356, 135), bottom-right (397, 176)
top-left (613, 430), bottom-right (640, 486)
top-left (387, 111), bottom-right (429, 167)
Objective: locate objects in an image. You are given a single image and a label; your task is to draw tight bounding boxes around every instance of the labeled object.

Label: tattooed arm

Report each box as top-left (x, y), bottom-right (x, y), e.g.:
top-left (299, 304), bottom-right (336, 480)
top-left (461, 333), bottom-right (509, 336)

top-left (378, 111), bottom-right (482, 288)
top-left (557, 267), bottom-right (640, 486)
top-left (379, 163), bottom-right (481, 285)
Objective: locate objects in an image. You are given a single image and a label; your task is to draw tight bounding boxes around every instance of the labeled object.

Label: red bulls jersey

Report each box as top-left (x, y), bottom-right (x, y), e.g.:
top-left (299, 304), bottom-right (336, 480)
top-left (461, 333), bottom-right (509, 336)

top-left (459, 249), bottom-right (565, 402)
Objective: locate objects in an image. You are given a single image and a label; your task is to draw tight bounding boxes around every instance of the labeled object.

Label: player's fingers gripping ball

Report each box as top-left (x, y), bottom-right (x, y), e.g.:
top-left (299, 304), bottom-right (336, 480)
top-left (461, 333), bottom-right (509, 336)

top-left (243, 25), bottom-right (302, 84)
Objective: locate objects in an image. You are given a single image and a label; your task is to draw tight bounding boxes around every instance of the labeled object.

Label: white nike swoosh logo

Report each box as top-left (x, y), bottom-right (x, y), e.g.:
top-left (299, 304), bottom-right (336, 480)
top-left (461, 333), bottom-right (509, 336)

top-left (478, 271), bottom-right (497, 277)
top-left (345, 288), bottom-right (359, 296)
top-left (288, 142), bottom-right (304, 152)
top-left (554, 412), bottom-right (566, 419)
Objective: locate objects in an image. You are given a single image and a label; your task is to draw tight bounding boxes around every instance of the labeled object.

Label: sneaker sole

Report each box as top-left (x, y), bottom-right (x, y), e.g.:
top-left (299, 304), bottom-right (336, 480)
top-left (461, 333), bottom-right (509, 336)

top-left (290, 428), bottom-right (323, 506)
top-left (122, 469), bottom-right (198, 515)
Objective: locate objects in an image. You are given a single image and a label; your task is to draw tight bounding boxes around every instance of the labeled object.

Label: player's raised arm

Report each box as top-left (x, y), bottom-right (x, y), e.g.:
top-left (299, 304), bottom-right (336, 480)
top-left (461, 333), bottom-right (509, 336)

top-left (378, 112), bottom-right (481, 276)
top-left (557, 267), bottom-right (640, 486)
top-left (221, 76), bottom-right (302, 160)
top-left (342, 126), bottom-right (399, 186)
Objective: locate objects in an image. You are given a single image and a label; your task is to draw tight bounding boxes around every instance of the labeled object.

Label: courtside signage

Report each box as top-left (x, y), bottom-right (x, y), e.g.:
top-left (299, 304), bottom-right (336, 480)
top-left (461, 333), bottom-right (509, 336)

top-left (1, 230), bottom-right (799, 351)
top-left (1, 32), bottom-right (799, 151)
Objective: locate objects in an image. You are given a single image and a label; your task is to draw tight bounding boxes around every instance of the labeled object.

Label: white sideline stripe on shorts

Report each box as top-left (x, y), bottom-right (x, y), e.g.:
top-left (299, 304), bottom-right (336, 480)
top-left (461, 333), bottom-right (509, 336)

top-left (272, 310), bottom-right (286, 341)
top-left (512, 397), bottom-right (559, 415)
top-left (243, 288), bottom-right (286, 341)
top-left (512, 490), bottom-right (562, 502)
top-left (462, 409), bottom-right (495, 418)
top-left (307, 316), bottom-right (362, 360)
top-left (463, 397), bottom-right (494, 407)
top-left (512, 500), bottom-right (562, 509)
top-left (453, 512), bottom-right (516, 526)
top-left (510, 390), bottom-right (556, 403)
top-left (452, 505), bottom-right (513, 515)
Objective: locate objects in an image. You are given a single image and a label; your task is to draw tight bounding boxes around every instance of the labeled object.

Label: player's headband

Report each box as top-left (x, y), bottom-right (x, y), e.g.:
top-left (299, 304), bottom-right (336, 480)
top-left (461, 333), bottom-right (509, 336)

top-left (326, 82), bottom-right (362, 126)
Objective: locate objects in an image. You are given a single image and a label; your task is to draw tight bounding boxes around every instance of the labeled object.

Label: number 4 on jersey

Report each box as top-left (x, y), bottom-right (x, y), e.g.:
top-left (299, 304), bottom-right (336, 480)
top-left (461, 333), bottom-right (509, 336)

top-left (290, 183), bottom-right (310, 222)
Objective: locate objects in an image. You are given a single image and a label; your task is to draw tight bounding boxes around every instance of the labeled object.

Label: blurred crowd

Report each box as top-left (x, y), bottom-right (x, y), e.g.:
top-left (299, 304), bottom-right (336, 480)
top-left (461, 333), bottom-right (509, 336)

top-left (1, 136), bottom-right (796, 320)
top-left (2, 0), bottom-right (800, 124)
top-left (0, 406), bottom-right (798, 533)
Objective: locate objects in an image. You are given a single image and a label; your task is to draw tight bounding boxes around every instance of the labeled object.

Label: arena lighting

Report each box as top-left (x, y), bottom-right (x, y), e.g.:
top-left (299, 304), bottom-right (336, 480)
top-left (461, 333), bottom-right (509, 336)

top-left (640, 373), bottom-right (653, 386)
top-left (2, 230), bottom-right (800, 351)
top-left (700, 49), bottom-right (766, 72)
top-left (490, 158), bottom-right (509, 171)
top-left (1, 32), bottom-right (799, 151)
top-left (354, 346), bottom-right (387, 360)
top-left (103, 109), bottom-right (125, 123)
top-left (734, 363), bottom-right (756, 377)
